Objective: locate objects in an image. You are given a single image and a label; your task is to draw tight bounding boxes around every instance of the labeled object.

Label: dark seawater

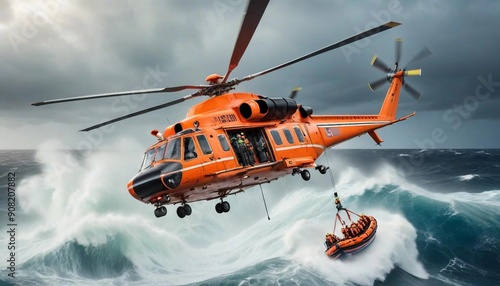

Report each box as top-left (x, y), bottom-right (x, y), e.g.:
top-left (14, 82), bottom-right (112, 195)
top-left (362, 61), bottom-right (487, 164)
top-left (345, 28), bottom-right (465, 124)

top-left (0, 148), bottom-right (499, 285)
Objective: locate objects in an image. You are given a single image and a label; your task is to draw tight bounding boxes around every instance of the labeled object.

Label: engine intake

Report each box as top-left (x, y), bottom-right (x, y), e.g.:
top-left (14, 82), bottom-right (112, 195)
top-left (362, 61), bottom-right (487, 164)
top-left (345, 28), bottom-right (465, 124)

top-left (240, 98), bottom-right (298, 121)
top-left (239, 100), bottom-right (266, 121)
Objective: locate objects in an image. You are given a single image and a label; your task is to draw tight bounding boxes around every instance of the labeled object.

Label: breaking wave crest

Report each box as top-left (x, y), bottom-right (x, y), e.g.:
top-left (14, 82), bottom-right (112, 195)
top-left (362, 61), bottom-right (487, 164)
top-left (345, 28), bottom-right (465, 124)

top-left (0, 143), bottom-right (498, 285)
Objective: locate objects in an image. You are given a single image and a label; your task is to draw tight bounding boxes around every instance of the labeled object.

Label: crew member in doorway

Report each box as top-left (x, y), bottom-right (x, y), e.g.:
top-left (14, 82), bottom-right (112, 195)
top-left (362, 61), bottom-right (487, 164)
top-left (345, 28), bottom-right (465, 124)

top-left (241, 132), bottom-right (255, 165)
top-left (237, 134), bottom-right (250, 166)
top-left (255, 135), bottom-right (269, 163)
top-left (231, 133), bottom-right (243, 165)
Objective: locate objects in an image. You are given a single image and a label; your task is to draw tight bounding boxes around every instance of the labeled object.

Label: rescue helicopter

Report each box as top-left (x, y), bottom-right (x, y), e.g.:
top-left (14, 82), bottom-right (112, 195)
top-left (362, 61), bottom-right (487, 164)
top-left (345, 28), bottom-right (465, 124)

top-left (32, 0), bottom-right (430, 218)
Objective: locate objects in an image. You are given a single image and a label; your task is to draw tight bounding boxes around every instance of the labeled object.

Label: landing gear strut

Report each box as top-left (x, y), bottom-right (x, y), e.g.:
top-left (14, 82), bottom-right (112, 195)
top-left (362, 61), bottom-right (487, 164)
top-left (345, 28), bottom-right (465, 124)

top-left (177, 203), bottom-right (192, 218)
top-left (215, 199), bottom-right (230, 214)
top-left (154, 206), bottom-right (167, 218)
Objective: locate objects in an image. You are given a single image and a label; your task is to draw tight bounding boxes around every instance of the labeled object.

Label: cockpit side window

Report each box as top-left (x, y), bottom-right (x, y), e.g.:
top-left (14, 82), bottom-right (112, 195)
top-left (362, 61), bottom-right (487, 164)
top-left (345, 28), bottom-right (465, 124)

top-left (164, 138), bottom-right (181, 160)
top-left (197, 135), bottom-right (212, 155)
top-left (184, 137), bottom-right (198, 160)
top-left (140, 148), bottom-right (157, 171)
top-left (154, 144), bottom-right (166, 162)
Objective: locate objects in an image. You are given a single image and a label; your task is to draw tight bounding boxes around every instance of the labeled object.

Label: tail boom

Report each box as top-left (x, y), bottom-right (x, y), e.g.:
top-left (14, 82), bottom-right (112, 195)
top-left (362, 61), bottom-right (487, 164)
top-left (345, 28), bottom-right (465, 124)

top-left (312, 116), bottom-right (391, 148)
top-left (310, 73), bottom-right (412, 148)
top-left (311, 110), bottom-right (415, 148)
top-left (378, 72), bottom-right (404, 120)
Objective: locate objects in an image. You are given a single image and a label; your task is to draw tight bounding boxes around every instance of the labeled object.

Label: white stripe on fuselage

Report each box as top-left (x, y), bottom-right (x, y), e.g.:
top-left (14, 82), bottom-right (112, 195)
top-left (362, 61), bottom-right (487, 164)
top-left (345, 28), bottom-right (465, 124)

top-left (275, 144), bottom-right (325, 152)
top-left (178, 156), bottom-right (235, 173)
top-left (317, 121), bottom-right (390, 128)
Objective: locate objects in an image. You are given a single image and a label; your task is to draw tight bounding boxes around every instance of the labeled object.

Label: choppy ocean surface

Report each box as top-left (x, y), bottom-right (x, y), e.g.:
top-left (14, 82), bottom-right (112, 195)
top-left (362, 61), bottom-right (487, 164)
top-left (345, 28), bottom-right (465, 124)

top-left (0, 146), bottom-right (499, 285)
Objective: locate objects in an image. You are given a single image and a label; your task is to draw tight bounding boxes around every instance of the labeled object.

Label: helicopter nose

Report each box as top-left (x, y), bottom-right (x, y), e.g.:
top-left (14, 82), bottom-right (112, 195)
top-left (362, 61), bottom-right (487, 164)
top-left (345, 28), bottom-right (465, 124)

top-left (127, 179), bottom-right (141, 201)
top-left (129, 162), bottom-right (183, 200)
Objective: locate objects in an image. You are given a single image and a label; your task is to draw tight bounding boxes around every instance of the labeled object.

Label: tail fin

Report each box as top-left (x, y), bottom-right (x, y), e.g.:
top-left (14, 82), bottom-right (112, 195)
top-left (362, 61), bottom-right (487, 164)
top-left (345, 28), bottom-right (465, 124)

top-left (369, 38), bottom-right (428, 120)
top-left (378, 75), bottom-right (403, 120)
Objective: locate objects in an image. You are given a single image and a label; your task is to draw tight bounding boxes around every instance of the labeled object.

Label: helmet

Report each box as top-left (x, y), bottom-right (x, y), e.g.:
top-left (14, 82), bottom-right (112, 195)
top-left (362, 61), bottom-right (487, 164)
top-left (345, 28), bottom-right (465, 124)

top-left (325, 232), bottom-right (330, 237)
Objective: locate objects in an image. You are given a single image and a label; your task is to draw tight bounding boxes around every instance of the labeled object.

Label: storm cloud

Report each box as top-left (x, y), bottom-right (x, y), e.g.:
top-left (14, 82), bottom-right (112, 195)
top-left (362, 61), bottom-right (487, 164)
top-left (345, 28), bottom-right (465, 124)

top-left (1, 0), bottom-right (499, 149)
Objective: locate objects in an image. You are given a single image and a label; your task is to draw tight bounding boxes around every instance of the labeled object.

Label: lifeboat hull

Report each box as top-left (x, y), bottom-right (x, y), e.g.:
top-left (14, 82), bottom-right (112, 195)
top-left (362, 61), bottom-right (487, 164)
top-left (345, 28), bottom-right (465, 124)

top-left (325, 216), bottom-right (378, 258)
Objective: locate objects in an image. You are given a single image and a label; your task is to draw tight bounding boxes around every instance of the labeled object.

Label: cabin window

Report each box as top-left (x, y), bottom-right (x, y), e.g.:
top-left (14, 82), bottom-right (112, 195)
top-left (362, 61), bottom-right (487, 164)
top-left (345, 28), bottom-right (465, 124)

top-left (294, 127), bottom-right (305, 143)
top-left (141, 148), bottom-right (156, 171)
top-left (283, 128), bottom-right (294, 144)
top-left (183, 137), bottom-right (198, 160)
top-left (197, 135), bottom-right (212, 155)
top-left (218, 135), bottom-right (230, 151)
top-left (270, 130), bottom-right (283, 145)
top-left (154, 143), bottom-right (166, 162)
top-left (164, 138), bottom-right (181, 160)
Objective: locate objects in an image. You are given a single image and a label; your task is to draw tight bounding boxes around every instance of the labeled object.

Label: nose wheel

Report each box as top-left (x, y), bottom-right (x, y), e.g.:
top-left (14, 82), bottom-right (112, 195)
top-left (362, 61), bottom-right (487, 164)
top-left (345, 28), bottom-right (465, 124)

top-left (154, 206), bottom-right (167, 218)
top-left (215, 200), bottom-right (230, 214)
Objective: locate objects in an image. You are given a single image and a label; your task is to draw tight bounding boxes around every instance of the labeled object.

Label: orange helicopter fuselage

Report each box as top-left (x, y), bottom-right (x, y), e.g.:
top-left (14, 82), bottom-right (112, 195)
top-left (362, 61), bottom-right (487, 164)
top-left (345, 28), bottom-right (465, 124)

top-left (28, 0), bottom-right (416, 219)
top-left (127, 72), bottom-right (413, 206)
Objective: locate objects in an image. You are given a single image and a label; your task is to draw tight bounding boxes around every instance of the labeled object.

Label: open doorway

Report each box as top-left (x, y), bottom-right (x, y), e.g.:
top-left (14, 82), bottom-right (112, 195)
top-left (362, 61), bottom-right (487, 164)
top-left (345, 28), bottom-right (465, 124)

top-left (227, 128), bottom-right (274, 167)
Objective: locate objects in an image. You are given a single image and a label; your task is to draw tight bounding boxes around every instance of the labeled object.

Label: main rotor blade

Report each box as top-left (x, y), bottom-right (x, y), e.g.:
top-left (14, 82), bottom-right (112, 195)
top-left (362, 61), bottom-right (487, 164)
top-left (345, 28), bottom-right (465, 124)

top-left (240, 21), bottom-right (401, 82)
top-left (79, 92), bottom-right (201, 132)
top-left (222, 0), bottom-right (270, 83)
top-left (405, 47), bottom-right (431, 68)
top-left (368, 77), bottom-right (388, 92)
top-left (405, 69), bottom-right (421, 76)
top-left (371, 55), bottom-right (391, 73)
top-left (289, 87), bottom-right (302, 99)
top-left (31, 85), bottom-right (210, 106)
top-left (395, 38), bottom-right (402, 65)
top-left (404, 83), bottom-right (421, 101)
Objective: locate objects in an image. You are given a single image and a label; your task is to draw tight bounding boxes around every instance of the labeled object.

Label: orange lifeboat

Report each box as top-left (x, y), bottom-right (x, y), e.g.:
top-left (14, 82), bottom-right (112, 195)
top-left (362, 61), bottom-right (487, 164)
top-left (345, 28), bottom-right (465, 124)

top-left (324, 192), bottom-right (378, 259)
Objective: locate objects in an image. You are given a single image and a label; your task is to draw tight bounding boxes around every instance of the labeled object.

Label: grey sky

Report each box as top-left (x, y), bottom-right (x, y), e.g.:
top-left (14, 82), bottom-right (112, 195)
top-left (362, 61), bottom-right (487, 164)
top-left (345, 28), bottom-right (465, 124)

top-left (1, 0), bottom-right (499, 150)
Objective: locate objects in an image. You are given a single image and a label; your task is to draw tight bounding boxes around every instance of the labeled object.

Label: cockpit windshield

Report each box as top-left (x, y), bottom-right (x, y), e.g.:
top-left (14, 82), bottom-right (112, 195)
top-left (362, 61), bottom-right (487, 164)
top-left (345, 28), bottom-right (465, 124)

top-left (155, 143), bottom-right (166, 162)
top-left (140, 148), bottom-right (156, 171)
top-left (139, 134), bottom-right (203, 171)
top-left (164, 138), bottom-right (181, 160)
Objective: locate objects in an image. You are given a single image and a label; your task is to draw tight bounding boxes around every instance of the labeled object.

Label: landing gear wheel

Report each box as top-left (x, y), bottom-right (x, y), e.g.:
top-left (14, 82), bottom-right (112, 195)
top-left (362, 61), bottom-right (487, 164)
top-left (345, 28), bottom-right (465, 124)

top-left (154, 206), bottom-right (167, 218)
top-left (184, 204), bottom-right (192, 216)
top-left (177, 206), bottom-right (186, 218)
top-left (215, 202), bottom-right (223, 214)
top-left (222, 201), bottom-right (230, 213)
top-left (301, 169), bottom-right (311, 181)
top-left (318, 165), bottom-right (328, 174)
top-left (215, 200), bottom-right (230, 214)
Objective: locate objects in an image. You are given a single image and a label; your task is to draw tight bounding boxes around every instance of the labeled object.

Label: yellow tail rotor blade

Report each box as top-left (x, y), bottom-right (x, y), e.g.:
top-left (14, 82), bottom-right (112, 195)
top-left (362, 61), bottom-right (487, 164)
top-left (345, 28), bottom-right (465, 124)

top-left (405, 69), bottom-right (421, 76)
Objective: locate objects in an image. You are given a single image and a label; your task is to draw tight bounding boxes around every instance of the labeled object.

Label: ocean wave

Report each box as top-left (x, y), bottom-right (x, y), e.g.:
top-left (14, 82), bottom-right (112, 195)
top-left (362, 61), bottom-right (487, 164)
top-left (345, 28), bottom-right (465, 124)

top-left (474, 150), bottom-right (493, 156)
top-left (283, 211), bottom-right (429, 285)
top-left (440, 257), bottom-right (490, 280)
top-left (2, 145), bottom-right (499, 285)
top-left (457, 174), bottom-right (479, 181)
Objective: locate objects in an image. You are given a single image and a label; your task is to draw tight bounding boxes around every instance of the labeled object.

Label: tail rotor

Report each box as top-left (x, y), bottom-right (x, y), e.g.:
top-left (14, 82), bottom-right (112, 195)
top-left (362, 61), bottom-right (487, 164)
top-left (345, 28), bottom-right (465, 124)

top-left (368, 38), bottom-right (430, 101)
